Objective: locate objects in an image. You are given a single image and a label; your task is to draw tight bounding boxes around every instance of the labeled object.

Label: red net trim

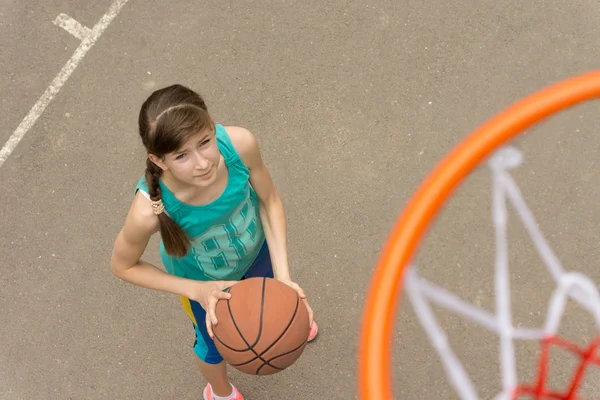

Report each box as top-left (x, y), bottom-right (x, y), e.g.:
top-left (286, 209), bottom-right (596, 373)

top-left (512, 335), bottom-right (600, 399)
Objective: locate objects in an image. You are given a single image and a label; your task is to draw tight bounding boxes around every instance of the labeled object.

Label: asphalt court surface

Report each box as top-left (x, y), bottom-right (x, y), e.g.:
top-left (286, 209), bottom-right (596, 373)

top-left (2, 0), bottom-right (600, 399)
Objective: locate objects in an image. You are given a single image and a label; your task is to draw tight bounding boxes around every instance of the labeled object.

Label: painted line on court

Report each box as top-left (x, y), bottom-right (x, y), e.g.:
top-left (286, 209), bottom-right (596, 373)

top-left (0, 0), bottom-right (131, 169)
top-left (53, 13), bottom-right (93, 41)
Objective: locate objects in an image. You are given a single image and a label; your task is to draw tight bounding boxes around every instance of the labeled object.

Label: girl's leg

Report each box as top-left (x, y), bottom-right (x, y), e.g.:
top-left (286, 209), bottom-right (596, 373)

top-left (195, 359), bottom-right (231, 396)
top-left (182, 297), bottom-right (241, 398)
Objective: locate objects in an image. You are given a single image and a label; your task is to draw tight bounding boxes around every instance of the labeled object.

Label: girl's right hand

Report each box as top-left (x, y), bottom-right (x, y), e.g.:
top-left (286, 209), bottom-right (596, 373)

top-left (188, 280), bottom-right (239, 339)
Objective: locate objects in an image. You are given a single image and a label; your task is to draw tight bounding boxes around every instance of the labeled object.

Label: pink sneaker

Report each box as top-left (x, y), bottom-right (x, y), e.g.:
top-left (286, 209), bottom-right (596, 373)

top-left (308, 321), bottom-right (319, 342)
top-left (203, 383), bottom-right (244, 400)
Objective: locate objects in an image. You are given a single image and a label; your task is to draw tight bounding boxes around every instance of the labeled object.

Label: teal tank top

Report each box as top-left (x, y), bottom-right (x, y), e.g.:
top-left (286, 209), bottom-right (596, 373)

top-left (135, 124), bottom-right (266, 282)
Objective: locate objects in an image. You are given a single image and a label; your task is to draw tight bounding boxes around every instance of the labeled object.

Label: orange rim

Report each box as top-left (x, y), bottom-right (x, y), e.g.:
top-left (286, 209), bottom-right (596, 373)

top-left (357, 69), bottom-right (600, 399)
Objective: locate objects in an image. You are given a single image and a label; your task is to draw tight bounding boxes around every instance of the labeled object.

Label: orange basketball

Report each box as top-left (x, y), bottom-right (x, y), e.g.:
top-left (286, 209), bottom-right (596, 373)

top-left (212, 277), bottom-right (310, 375)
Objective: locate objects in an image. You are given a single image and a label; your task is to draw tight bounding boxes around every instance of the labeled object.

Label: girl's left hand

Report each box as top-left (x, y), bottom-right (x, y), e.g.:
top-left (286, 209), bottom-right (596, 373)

top-left (277, 278), bottom-right (314, 329)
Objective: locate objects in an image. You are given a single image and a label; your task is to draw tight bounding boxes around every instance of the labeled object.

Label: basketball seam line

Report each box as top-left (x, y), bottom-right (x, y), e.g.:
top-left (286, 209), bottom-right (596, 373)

top-left (255, 337), bottom-right (308, 375)
top-left (215, 278), bottom-right (281, 373)
top-left (213, 277), bottom-right (267, 352)
top-left (231, 292), bottom-right (302, 372)
top-left (217, 278), bottom-right (303, 373)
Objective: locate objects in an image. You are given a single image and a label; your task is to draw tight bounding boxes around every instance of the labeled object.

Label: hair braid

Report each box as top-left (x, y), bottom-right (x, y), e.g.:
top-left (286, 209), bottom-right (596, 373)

top-left (144, 159), bottom-right (190, 257)
top-left (145, 158), bottom-right (163, 201)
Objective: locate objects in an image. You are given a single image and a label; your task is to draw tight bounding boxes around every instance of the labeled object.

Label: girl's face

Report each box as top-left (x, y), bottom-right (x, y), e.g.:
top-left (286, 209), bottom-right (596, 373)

top-left (149, 128), bottom-right (222, 188)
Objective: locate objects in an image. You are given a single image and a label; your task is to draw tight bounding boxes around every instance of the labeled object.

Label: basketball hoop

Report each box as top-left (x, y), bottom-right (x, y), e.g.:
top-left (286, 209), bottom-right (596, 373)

top-left (358, 70), bottom-right (600, 399)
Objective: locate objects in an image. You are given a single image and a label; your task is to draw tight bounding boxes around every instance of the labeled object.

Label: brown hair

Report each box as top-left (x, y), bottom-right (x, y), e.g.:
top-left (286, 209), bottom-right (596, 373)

top-left (138, 84), bottom-right (214, 257)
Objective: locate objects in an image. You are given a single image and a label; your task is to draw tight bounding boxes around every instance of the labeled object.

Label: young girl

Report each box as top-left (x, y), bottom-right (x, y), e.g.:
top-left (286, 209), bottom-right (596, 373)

top-left (110, 84), bottom-right (318, 400)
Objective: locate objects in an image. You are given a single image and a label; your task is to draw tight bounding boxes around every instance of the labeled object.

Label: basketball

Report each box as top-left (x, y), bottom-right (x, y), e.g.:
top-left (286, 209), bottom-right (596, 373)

top-left (212, 277), bottom-right (311, 375)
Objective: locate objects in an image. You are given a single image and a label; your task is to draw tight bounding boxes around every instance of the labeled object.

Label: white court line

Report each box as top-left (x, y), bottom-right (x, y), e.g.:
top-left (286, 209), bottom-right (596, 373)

top-left (53, 13), bottom-right (93, 41)
top-left (0, 0), bottom-right (131, 169)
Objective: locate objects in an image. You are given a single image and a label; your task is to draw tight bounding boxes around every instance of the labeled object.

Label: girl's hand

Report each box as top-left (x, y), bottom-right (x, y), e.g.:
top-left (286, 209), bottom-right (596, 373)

top-left (188, 280), bottom-right (239, 338)
top-left (277, 278), bottom-right (314, 329)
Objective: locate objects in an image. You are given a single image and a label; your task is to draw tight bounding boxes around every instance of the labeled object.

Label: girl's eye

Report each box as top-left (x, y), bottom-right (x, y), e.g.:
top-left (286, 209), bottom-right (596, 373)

top-left (199, 139), bottom-right (210, 147)
top-left (175, 153), bottom-right (185, 160)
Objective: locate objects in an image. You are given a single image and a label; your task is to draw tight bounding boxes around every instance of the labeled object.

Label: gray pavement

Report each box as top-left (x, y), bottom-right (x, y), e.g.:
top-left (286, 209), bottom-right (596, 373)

top-left (2, 0), bottom-right (600, 399)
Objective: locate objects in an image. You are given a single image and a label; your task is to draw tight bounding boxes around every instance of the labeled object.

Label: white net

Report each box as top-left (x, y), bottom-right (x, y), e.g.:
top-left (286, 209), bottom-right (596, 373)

top-left (405, 146), bottom-right (600, 400)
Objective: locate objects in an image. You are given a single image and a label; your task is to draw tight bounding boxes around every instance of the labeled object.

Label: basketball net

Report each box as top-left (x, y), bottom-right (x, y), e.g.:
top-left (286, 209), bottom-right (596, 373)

top-left (406, 145), bottom-right (600, 399)
top-left (357, 69), bottom-right (600, 400)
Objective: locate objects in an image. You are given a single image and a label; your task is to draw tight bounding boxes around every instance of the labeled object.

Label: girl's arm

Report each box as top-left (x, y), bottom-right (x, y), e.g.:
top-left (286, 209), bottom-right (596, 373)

top-left (110, 191), bottom-right (237, 336)
top-left (110, 191), bottom-right (196, 296)
top-left (228, 126), bottom-right (293, 282)
top-left (228, 126), bottom-right (314, 327)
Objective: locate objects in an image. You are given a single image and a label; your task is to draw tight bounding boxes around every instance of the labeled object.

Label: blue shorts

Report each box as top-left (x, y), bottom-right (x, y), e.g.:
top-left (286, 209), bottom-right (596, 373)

top-left (182, 240), bottom-right (274, 364)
